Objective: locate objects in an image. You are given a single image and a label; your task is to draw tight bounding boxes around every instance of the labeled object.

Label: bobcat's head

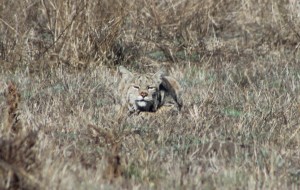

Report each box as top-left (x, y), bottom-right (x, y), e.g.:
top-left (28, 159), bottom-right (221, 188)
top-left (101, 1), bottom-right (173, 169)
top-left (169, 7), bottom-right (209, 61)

top-left (119, 66), bottom-right (164, 112)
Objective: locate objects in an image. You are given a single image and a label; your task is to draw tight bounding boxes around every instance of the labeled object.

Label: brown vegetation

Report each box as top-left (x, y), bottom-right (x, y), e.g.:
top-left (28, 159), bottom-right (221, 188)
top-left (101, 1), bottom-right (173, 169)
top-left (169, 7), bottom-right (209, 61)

top-left (1, 0), bottom-right (300, 189)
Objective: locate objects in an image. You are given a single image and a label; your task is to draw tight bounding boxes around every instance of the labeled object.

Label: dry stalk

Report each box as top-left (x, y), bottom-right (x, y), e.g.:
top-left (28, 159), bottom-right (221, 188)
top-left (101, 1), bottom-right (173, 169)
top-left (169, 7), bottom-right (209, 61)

top-left (2, 82), bottom-right (22, 135)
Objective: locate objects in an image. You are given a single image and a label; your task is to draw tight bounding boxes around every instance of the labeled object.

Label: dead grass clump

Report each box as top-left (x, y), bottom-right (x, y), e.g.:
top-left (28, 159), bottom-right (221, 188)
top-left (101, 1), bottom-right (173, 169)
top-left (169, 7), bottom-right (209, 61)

top-left (1, 0), bottom-right (129, 67)
top-left (86, 124), bottom-right (143, 175)
top-left (86, 124), bottom-right (124, 182)
top-left (2, 0), bottom-right (300, 69)
top-left (0, 82), bottom-right (41, 189)
top-left (3, 82), bottom-right (22, 134)
top-left (85, 123), bottom-right (148, 184)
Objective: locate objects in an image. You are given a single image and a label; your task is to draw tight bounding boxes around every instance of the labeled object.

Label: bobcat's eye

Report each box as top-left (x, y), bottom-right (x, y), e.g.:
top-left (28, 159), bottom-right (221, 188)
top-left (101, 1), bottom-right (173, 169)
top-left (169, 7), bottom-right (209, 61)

top-left (133, 85), bottom-right (140, 89)
top-left (147, 86), bottom-right (155, 90)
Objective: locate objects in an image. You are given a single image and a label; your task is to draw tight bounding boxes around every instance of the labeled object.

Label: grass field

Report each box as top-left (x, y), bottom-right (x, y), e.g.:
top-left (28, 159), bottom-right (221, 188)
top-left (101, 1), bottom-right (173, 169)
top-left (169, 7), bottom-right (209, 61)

top-left (1, 0), bottom-right (300, 189)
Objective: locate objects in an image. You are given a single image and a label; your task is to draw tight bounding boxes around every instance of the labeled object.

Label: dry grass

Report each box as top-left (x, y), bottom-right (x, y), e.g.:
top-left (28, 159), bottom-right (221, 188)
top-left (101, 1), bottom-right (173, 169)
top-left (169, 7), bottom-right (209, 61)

top-left (1, 0), bottom-right (300, 189)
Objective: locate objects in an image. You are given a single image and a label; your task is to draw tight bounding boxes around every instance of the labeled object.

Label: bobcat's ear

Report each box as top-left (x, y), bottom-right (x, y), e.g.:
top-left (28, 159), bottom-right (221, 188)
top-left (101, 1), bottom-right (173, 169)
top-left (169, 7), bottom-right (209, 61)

top-left (119, 66), bottom-right (133, 81)
top-left (152, 69), bottom-right (166, 85)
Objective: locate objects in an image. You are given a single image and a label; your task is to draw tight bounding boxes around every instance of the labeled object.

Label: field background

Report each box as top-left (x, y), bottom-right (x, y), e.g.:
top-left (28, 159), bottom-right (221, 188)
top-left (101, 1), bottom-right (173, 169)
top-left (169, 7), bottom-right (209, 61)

top-left (1, 0), bottom-right (300, 189)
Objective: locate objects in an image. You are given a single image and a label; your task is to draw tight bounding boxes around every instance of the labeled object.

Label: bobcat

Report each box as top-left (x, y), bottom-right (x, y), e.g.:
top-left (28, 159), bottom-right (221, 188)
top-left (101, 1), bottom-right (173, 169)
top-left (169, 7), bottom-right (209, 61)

top-left (118, 66), bottom-right (183, 115)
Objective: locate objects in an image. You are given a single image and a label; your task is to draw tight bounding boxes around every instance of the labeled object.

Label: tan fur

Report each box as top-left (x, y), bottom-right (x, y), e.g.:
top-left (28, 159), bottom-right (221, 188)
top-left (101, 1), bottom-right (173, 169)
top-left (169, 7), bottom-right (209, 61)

top-left (118, 66), bottom-right (183, 115)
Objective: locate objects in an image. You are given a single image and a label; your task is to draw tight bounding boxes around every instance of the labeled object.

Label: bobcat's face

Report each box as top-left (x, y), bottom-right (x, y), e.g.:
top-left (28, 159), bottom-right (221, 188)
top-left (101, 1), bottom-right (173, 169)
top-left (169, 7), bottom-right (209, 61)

top-left (119, 66), bottom-right (163, 112)
top-left (127, 74), bottom-right (160, 110)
